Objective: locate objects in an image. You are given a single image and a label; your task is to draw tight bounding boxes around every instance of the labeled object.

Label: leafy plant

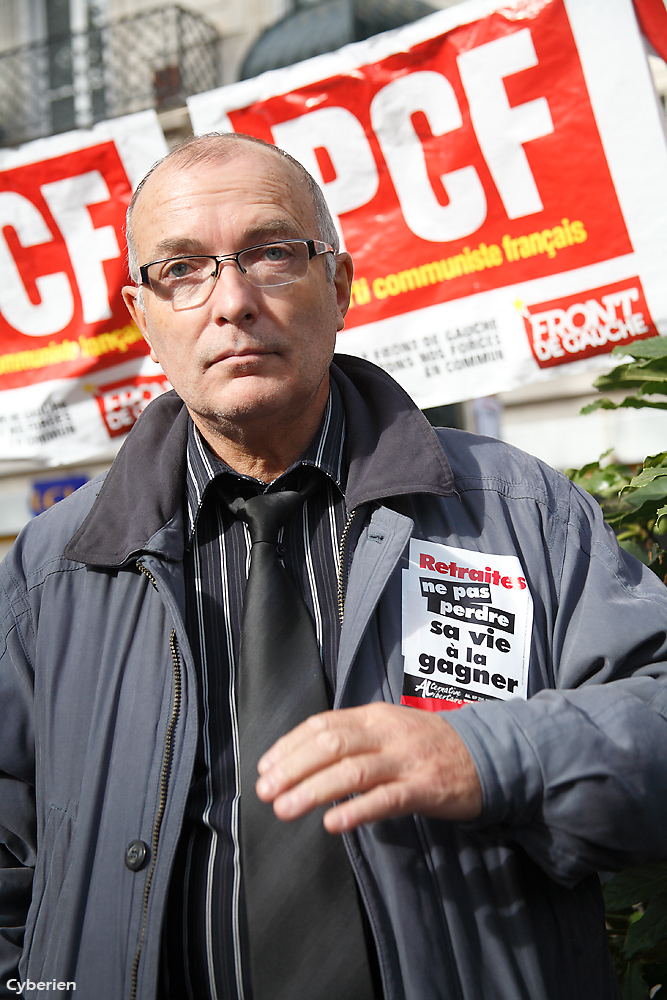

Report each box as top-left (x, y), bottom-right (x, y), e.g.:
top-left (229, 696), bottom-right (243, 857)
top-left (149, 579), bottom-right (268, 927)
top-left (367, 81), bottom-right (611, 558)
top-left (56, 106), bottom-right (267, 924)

top-left (581, 337), bottom-right (667, 416)
top-left (564, 336), bottom-right (667, 997)
top-left (564, 337), bottom-right (667, 585)
top-left (603, 865), bottom-right (667, 998)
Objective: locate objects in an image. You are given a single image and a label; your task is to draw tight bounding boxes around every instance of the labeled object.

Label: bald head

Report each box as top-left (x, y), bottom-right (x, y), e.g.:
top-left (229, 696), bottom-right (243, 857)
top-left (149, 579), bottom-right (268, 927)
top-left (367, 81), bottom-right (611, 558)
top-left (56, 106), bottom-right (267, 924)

top-left (125, 133), bottom-right (339, 283)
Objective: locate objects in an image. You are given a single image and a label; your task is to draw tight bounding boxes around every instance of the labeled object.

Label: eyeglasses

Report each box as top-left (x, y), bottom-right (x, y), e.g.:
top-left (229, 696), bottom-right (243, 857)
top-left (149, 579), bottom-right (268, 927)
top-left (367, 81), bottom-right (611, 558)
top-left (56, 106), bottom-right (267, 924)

top-left (139, 239), bottom-right (334, 310)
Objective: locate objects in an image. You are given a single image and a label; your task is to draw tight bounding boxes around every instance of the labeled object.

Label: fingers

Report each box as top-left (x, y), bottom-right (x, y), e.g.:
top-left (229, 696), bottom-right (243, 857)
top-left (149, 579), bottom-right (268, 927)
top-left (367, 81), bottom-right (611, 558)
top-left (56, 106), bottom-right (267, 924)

top-left (257, 707), bottom-right (382, 788)
top-left (264, 748), bottom-right (398, 823)
top-left (323, 781), bottom-right (421, 833)
top-left (254, 702), bottom-right (483, 832)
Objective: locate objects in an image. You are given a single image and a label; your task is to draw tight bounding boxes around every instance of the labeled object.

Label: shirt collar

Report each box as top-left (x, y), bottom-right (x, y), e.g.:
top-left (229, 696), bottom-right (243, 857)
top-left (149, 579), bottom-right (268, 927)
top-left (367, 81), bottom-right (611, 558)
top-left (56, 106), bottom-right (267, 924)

top-left (185, 378), bottom-right (347, 541)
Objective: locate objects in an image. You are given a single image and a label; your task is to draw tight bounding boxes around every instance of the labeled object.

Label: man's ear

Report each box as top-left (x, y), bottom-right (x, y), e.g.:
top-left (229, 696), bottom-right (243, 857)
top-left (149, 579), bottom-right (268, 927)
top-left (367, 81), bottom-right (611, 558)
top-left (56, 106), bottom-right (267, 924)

top-left (122, 285), bottom-right (159, 364)
top-left (334, 253), bottom-right (354, 332)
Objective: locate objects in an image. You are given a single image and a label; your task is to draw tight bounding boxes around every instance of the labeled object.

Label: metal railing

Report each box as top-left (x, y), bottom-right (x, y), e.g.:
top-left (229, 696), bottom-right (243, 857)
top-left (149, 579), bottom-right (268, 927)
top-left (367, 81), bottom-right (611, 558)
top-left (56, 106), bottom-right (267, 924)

top-left (0, 6), bottom-right (221, 149)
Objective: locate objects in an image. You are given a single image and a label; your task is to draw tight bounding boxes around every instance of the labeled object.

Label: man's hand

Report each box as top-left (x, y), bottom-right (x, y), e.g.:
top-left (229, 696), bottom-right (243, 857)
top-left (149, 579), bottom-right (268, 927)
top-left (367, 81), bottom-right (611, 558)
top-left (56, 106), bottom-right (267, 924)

top-left (255, 703), bottom-right (483, 833)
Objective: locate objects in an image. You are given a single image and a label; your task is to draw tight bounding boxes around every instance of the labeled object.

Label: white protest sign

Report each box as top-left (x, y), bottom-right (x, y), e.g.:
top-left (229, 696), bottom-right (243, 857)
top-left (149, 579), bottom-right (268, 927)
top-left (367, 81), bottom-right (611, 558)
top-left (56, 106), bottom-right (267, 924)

top-left (401, 539), bottom-right (533, 711)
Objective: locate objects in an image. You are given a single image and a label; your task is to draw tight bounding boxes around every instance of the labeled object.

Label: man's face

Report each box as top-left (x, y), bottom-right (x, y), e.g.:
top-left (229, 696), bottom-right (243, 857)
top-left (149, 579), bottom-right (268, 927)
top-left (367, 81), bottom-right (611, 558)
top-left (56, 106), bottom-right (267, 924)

top-left (122, 147), bottom-right (352, 446)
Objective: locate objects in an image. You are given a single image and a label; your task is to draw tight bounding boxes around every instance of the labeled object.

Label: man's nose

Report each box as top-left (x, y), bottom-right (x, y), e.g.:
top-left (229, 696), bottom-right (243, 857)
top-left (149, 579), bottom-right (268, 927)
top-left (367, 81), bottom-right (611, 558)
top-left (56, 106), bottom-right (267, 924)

top-left (209, 258), bottom-right (260, 323)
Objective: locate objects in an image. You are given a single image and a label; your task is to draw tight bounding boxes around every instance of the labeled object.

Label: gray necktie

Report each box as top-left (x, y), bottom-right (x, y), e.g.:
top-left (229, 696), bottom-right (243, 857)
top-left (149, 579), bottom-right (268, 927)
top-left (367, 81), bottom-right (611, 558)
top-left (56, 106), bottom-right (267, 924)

top-left (232, 485), bottom-right (376, 1000)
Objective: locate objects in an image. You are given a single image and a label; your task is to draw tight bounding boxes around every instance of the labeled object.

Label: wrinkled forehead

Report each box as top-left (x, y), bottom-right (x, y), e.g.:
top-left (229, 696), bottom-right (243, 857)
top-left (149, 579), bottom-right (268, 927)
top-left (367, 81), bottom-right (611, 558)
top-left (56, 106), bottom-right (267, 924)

top-left (131, 145), bottom-right (317, 245)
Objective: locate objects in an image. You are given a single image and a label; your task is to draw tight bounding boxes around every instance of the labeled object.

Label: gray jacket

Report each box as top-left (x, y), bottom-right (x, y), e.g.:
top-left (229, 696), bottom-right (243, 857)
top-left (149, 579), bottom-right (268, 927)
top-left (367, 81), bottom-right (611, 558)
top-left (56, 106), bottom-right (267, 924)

top-left (2, 355), bottom-right (667, 1000)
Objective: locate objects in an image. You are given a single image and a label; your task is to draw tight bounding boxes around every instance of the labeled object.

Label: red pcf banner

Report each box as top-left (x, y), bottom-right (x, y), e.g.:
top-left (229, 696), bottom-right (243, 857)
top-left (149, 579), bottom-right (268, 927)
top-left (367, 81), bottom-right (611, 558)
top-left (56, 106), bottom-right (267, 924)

top-left (0, 140), bottom-right (147, 391)
top-left (222, 0), bottom-right (632, 330)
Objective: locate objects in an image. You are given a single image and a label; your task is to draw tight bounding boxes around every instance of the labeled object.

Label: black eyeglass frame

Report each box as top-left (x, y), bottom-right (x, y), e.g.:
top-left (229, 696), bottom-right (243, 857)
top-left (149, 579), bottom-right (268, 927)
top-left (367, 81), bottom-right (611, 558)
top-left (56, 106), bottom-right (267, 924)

top-left (138, 238), bottom-right (334, 289)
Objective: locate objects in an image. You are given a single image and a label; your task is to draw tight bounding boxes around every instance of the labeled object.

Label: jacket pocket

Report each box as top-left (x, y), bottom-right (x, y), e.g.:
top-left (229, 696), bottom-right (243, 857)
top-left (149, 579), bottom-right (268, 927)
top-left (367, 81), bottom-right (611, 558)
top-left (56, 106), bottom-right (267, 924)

top-left (21, 800), bottom-right (77, 979)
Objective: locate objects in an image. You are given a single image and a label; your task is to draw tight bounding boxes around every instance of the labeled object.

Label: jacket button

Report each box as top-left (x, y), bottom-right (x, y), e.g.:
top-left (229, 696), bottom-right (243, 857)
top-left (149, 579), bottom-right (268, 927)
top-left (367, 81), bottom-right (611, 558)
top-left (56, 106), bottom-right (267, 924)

top-left (125, 840), bottom-right (149, 872)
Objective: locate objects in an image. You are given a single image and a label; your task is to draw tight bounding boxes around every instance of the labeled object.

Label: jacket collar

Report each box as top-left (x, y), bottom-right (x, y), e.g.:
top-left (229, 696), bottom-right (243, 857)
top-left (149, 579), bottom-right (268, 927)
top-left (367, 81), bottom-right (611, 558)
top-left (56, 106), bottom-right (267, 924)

top-left (64, 355), bottom-right (455, 568)
top-left (331, 355), bottom-right (454, 510)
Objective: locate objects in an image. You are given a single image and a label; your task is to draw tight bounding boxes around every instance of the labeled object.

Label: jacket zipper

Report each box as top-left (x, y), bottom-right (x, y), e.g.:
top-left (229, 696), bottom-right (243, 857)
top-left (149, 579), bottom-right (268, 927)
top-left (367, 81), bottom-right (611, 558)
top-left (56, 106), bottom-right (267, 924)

top-left (337, 509), bottom-right (357, 626)
top-left (124, 514), bottom-right (357, 993)
top-left (130, 563), bottom-right (182, 1000)
top-left (335, 511), bottom-right (393, 997)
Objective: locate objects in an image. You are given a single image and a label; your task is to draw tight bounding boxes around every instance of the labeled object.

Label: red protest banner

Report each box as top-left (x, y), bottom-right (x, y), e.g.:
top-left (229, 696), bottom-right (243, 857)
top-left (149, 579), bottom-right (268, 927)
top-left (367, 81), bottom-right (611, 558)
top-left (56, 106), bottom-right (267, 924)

top-left (189, 0), bottom-right (667, 408)
top-left (0, 141), bottom-right (145, 391)
top-left (0, 114), bottom-right (169, 467)
top-left (225, 0), bottom-right (631, 330)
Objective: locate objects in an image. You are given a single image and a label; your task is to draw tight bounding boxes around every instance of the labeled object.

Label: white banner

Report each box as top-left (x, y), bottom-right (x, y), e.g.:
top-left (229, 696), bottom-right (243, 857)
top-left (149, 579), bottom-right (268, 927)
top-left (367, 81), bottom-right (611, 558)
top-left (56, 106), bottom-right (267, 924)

top-left (188, 0), bottom-right (667, 408)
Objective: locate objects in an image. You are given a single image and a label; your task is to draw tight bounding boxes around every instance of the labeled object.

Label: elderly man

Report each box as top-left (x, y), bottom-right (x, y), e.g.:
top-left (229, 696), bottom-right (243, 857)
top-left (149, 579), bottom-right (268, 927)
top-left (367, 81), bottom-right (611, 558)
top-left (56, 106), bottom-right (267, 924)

top-left (0, 132), bottom-right (666, 1000)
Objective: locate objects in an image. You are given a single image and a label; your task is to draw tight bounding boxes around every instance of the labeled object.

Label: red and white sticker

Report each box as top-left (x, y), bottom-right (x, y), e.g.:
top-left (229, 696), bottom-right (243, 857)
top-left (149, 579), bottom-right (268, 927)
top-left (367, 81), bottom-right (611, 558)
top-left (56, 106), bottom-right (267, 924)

top-left (401, 538), bottom-right (532, 711)
top-left (94, 373), bottom-right (171, 437)
top-left (523, 277), bottom-right (657, 368)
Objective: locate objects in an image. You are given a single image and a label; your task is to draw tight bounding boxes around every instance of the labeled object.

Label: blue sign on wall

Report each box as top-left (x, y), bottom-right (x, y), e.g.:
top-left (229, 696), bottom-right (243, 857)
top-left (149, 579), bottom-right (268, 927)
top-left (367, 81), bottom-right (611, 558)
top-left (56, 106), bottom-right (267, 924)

top-left (30, 476), bottom-right (88, 516)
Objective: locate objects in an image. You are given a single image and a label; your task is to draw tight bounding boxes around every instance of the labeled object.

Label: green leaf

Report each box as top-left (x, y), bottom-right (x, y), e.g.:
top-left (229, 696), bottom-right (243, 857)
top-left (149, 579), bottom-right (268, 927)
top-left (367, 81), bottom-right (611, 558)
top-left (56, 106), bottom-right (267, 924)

top-left (581, 398), bottom-right (623, 414)
top-left (620, 478), bottom-right (667, 510)
top-left (594, 371), bottom-right (667, 393)
top-left (627, 371), bottom-right (667, 385)
top-left (575, 470), bottom-right (632, 497)
top-left (618, 499), bottom-right (667, 531)
top-left (619, 539), bottom-right (651, 564)
top-left (624, 895), bottom-right (667, 959)
top-left (604, 867), bottom-right (667, 911)
top-left (620, 399), bottom-right (667, 411)
top-left (613, 358), bottom-right (667, 376)
top-left (621, 961), bottom-right (651, 1000)
top-left (565, 454), bottom-right (634, 499)
top-left (619, 459), bottom-right (667, 508)
top-left (572, 335), bottom-right (667, 578)
top-left (612, 338), bottom-right (667, 361)
top-left (628, 469), bottom-right (667, 489)
top-left (591, 336), bottom-right (667, 403)
top-left (655, 508), bottom-right (667, 535)
top-left (582, 397), bottom-right (667, 414)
